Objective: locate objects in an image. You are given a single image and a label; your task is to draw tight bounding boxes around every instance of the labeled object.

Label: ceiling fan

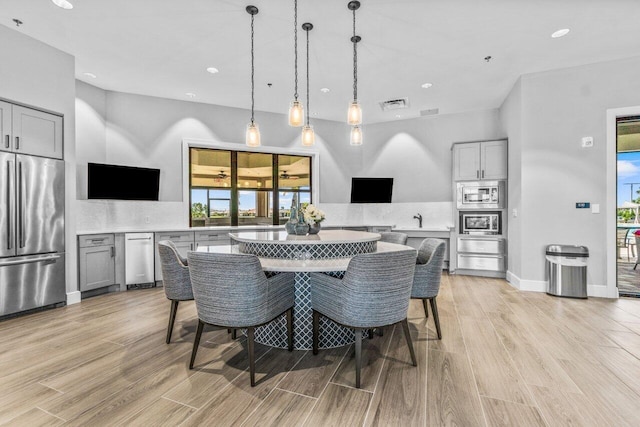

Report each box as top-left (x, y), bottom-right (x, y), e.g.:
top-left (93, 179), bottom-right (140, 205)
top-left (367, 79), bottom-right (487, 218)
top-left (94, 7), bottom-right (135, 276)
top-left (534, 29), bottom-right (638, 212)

top-left (215, 170), bottom-right (229, 179)
top-left (280, 170), bottom-right (299, 180)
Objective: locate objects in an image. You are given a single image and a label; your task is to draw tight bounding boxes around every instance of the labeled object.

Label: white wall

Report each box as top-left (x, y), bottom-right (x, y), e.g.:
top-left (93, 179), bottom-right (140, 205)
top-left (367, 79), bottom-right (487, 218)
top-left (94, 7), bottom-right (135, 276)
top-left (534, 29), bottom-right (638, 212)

top-left (500, 55), bottom-right (640, 295)
top-left (76, 87), bottom-right (501, 231)
top-left (0, 24), bottom-right (78, 298)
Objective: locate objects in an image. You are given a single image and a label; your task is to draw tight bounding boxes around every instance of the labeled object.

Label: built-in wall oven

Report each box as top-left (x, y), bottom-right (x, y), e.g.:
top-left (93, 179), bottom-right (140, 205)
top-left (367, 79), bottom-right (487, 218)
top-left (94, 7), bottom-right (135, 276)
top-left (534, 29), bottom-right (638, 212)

top-left (459, 211), bottom-right (501, 235)
top-left (456, 181), bottom-right (505, 210)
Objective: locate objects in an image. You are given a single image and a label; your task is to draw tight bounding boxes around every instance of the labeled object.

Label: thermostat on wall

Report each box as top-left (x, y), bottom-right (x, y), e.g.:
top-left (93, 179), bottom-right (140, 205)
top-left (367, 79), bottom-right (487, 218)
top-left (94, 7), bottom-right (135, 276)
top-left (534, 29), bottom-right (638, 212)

top-left (576, 202), bottom-right (590, 209)
top-left (581, 137), bottom-right (594, 148)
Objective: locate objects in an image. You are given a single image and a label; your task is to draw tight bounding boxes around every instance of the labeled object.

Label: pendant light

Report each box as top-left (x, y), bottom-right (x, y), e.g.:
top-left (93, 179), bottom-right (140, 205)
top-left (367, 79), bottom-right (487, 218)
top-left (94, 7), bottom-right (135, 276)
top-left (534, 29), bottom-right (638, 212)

top-left (246, 5), bottom-right (261, 147)
top-left (347, 1), bottom-right (362, 129)
top-left (301, 22), bottom-right (315, 146)
top-left (288, 0), bottom-right (304, 127)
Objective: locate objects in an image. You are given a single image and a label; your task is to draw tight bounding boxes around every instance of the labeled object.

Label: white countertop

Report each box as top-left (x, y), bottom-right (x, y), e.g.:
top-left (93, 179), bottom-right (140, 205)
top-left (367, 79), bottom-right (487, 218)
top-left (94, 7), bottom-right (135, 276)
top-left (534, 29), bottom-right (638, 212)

top-left (229, 229), bottom-right (380, 245)
top-left (196, 241), bottom-right (415, 272)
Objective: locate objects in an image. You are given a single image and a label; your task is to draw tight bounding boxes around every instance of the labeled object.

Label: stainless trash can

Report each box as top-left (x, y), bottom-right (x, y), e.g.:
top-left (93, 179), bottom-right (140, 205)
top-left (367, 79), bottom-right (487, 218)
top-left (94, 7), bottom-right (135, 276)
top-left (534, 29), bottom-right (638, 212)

top-left (545, 245), bottom-right (588, 298)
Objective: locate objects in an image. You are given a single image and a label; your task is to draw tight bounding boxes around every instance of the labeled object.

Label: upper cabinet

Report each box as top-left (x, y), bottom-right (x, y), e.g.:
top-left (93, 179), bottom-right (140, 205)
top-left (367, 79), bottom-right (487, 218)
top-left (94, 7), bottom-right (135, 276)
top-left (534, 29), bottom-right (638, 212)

top-left (453, 140), bottom-right (507, 181)
top-left (0, 102), bottom-right (63, 160)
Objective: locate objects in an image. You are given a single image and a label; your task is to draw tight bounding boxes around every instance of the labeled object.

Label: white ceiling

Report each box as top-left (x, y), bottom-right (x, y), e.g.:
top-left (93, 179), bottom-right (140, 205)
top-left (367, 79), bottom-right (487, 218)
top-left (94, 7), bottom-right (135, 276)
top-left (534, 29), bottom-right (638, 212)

top-left (3, 0), bottom-right (640, 124)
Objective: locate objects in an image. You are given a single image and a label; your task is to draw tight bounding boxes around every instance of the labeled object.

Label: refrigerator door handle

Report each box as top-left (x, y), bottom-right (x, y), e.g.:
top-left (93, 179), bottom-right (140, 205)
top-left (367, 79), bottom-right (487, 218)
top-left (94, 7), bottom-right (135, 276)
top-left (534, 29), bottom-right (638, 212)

top-left (0, 254), bottom-right (61, 267)
top-left (6, 160), bottom-right (14, 250)
top-left (18, 161), bottom-right (25, 249)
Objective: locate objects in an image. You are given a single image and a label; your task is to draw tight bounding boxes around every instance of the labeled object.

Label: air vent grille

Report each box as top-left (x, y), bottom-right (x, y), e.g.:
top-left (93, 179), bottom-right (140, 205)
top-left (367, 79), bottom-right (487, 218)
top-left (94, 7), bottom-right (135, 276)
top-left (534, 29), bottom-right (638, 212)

top-left (379, 97), bottom-right (409, 111)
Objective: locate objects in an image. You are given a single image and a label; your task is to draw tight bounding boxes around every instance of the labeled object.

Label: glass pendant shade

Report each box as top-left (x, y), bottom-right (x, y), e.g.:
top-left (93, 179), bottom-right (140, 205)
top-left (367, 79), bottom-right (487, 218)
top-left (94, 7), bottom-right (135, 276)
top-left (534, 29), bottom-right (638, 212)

top-left (246, 122), bottom-right (261, 147)
top-left (350, 125), bottom-right (363, 146)
top-left (347, 101), bottom-right (362, 125)
top-left (289, 100), bottom-right (304, 127)
top-left (301, 125), bottom-right (315, 146)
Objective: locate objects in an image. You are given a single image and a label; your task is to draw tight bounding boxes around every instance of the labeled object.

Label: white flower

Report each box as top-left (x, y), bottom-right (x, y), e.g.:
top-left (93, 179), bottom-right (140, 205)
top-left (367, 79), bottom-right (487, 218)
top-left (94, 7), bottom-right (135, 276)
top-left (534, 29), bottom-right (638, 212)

top-left (302, 204), bottom-right (325, 225)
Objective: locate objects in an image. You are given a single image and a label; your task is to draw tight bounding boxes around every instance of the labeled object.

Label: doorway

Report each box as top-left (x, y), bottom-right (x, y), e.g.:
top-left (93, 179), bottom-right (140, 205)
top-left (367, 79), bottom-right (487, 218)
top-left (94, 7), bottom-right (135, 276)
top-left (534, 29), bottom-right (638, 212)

top-left (616, 116), bottom-right (640, 297)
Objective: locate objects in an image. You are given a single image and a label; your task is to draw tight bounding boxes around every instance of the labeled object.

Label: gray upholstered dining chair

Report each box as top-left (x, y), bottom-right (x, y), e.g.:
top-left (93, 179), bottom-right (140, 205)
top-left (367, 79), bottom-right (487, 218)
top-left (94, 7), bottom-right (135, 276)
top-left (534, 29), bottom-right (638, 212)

top-left (379, 231), bottom-right (408, 245)
top-left (310, 249), bottom-right (418, 389)
top-left (187, 251), bottom-right (295, 387)
top-left (411, 238), bottom-right (446, 339)
top-left (157, 240), bottom-right (194, 344)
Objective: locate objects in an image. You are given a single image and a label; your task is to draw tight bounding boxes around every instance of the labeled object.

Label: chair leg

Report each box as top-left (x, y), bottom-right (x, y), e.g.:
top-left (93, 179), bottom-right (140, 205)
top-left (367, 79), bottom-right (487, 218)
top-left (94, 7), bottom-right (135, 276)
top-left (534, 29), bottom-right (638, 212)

top-left (378, 327), bottom-right (384, 337)
top-left (231, 329), bottom-right (237, 340)
top-left (166, 300), bottom-right (179, 344)
top-left (355, 328), bottom-right (362, 389)
top-left (429, 298), bottom-right (442, 340)
top-left (422, 299), bottom-right (429, 318)
top-left (286, 307), bottom-right (294, 352)
top-left (312, 309), bottom-right (319, 355)
top-left (368, 328), bottom-right (375, 339)
top-left (635, 263), bottom-right (639, 270)
top-left (189, 319), bottom-right (204, 369)
top-left (401, 318), bottom-right (417, 367)
top-left (248, 327), bottom-right (256, 387)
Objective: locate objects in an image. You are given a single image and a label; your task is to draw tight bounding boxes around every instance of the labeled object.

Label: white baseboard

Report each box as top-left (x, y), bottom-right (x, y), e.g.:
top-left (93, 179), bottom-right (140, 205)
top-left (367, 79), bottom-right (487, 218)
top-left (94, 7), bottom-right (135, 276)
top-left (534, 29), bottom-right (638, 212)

top-left (66, 291), bottom-right (81, 305)
top-left (506, 271), bottom-right (617, 298)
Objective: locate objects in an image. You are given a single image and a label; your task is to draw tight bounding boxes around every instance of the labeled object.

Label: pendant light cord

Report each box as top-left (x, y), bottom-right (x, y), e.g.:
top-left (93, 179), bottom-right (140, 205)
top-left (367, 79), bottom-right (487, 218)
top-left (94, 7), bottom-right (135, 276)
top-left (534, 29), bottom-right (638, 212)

top-left (352, 8), bottom-right (358, 102)
top-left (294, 0), bottom-right (299, 101)
top-left (251, 11), bottom-right (255, 124)
top-left (306, 26), bottom-right (310, 125)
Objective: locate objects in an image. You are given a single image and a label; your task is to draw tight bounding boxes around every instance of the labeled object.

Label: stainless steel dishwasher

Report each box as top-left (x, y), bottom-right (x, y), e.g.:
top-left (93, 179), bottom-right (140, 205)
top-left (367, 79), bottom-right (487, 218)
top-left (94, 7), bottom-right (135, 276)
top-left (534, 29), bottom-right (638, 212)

top-left (125, 233), bottom-right (155, 287)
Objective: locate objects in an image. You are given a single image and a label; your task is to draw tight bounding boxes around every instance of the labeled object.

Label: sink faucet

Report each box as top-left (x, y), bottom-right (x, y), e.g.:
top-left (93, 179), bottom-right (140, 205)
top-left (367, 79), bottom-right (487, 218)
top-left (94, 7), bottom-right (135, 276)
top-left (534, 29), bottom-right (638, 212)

top-left (413, 213), bottom-right (423, 228)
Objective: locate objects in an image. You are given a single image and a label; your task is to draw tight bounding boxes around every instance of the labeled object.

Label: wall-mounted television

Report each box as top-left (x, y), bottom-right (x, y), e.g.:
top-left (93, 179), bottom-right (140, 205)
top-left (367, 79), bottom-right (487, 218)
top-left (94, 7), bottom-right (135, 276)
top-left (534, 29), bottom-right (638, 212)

top-left (88, 163), bottom-right (160, 201)
top-left (350, 177), bottom-right (393, 203)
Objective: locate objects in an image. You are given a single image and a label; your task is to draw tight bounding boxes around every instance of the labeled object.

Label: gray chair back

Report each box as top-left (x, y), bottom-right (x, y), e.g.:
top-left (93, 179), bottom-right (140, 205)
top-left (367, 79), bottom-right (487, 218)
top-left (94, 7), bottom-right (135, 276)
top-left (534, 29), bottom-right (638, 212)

top-left (379, 232), bottom-right (408, 245)
top-left (187, 251), bottom-right (272, 327)
top-left (157, 241), bottom-right (193, 301)
top-left (412, 238), bottom-right (446, 299)
top-left (339, 250), bottom-right (416, 328)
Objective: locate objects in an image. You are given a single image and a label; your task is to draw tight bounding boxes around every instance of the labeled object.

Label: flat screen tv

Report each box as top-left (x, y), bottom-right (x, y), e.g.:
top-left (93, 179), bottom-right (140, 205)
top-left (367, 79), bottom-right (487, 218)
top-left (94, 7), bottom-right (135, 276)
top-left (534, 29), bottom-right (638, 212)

top-left (88, 163), bottom-right (160, 201)
top-left (350, 177), bottom-right (393, 203)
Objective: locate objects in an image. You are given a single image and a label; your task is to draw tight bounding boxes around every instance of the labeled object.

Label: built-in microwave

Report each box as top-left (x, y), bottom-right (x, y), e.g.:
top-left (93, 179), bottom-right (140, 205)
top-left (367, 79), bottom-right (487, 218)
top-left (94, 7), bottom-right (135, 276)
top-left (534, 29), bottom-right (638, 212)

top-left (459, 211), bottom-right (502, 235)
top-left (456, 181), bottom-right (505, 209)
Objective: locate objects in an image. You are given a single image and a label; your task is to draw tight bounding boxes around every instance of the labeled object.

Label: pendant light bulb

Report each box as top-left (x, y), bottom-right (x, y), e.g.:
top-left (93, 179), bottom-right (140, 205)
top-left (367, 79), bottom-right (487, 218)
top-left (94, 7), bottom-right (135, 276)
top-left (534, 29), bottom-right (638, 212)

top-left (350, 125), bottom-right (363, 146)
top-left (347, 101), bottom-right (362, 125)
top-left (246, 122), bottom-right (261, 147)
top-left (289, 101), bottom-right (304, 127)
top-left (302, 125), bottom-right (315, 146)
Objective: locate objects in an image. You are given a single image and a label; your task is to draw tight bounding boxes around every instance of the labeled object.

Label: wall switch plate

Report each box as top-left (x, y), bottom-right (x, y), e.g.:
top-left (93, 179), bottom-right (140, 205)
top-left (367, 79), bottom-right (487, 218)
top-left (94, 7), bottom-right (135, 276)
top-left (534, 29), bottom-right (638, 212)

top-left (592, 203), bottom-right (600, 214)
top-left (512, 209), bottom-right (518, 218)
top-left (581, 136), bottom-right (594, 148)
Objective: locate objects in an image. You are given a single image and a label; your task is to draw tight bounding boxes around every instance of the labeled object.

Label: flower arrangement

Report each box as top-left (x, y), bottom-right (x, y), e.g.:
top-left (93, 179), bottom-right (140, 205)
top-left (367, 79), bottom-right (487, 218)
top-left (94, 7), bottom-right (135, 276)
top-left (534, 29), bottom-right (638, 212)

top-left (302, 204), bottom-right (325, 225)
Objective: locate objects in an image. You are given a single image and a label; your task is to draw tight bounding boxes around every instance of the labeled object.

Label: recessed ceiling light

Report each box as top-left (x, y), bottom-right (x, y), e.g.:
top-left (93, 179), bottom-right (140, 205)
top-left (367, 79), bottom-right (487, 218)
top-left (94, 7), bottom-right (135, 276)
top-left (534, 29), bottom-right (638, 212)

top-left (551, 28), bottom-right (570, 38)
top-left (83, 72), bottom-right (97, 79)
top-left (421, 83), bottom-right (433, 89)
top-left (51, 0), bottom-right (73, 10)
top-left (185, 93), bottom-right (196, 98)
top-left (206, 67), bottom-right (219, 74)
top-left (320, 88), bottom-right (330, 93)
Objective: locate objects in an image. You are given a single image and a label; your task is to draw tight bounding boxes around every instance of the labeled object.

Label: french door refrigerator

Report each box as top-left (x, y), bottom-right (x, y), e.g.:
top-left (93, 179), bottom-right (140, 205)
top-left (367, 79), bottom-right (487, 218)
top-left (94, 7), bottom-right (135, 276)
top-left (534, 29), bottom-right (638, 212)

top-left (0, 153), bottom-right (65, 317)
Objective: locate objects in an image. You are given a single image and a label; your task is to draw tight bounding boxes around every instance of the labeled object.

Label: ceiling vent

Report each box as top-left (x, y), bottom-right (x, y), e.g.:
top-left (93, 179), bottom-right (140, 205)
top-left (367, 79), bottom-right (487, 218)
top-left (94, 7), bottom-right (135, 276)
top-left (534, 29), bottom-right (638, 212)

top-left (379, 97), bottom-right (409, 111)
top-left (420, 108), bottom-right (439, 116)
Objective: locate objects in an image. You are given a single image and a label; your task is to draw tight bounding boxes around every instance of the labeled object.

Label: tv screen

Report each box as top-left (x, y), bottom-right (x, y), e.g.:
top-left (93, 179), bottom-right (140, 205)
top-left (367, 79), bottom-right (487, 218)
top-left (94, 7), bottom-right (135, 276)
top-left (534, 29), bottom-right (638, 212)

top-left (88, 163), bottom-right (160, 201)
top-left (350, 177), bottom-right (393, 203)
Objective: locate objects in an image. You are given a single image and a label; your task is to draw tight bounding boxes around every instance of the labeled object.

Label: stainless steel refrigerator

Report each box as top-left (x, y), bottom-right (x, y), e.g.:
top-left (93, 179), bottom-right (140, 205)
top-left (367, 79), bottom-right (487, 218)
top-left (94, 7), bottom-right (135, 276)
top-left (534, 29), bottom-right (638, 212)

top-left (0, 153), bottom-right (65, 317)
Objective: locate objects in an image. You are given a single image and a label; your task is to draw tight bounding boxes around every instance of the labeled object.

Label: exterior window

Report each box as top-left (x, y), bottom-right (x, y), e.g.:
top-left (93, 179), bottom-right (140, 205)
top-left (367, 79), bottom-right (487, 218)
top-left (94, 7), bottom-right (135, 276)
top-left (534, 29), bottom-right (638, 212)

top-left (189, 148), bottom-right (312, 226)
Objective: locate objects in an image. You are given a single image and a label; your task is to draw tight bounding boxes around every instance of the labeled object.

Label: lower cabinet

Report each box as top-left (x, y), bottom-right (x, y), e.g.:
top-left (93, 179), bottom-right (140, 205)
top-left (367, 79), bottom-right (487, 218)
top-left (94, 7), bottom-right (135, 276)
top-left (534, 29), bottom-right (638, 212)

top-left (78, 234), bottom-right (115, 291)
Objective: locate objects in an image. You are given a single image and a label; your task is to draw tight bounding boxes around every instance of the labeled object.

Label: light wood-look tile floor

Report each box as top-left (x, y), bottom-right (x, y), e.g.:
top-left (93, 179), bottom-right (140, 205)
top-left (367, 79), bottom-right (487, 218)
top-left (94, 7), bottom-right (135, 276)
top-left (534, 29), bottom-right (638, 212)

top-left (1, 273), bottom-right (640, 426)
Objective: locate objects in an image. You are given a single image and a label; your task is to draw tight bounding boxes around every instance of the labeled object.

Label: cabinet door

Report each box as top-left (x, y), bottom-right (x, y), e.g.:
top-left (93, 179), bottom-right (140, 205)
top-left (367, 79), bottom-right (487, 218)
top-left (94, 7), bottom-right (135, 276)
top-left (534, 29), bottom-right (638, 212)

top-left (0, 101), bottom-right (11, 152)
top-left (480, 140), bottom-right (507, 180)
top-left (12, 105), bottom-right (63, 159)
top-left (453, 143), bottom-right (481, 181)
top-left (79, 245), bottom-right (115, 291)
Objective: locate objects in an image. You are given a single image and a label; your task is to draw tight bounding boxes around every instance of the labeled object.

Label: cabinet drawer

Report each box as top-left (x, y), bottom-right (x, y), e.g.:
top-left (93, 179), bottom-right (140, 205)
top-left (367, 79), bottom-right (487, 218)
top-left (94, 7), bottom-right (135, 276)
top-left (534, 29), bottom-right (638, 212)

top-left (457, 237), bottom-right (504, 254)
top-left (79, 234), bottom-right (115, 248)
top-left (457, 254), bottom-right (505, 271)
top-left (155, 232), bottom-right (193, 243)
top-left (195, 231), bottom-right (228, 241)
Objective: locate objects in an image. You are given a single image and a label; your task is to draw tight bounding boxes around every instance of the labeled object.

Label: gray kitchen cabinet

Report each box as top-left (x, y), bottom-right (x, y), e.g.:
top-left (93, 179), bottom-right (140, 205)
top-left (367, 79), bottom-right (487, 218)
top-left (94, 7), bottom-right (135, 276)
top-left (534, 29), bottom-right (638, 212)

top-left (154, 231), bottom-right (194, 283)
top-left (78, 234), bottom-right (115, 291)
top-left (1, 103), bottom-right (63, 159)
top-left (195, 231), bottom-right (230, 248)
top-left (453, 140), bottom-right (507, 181)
